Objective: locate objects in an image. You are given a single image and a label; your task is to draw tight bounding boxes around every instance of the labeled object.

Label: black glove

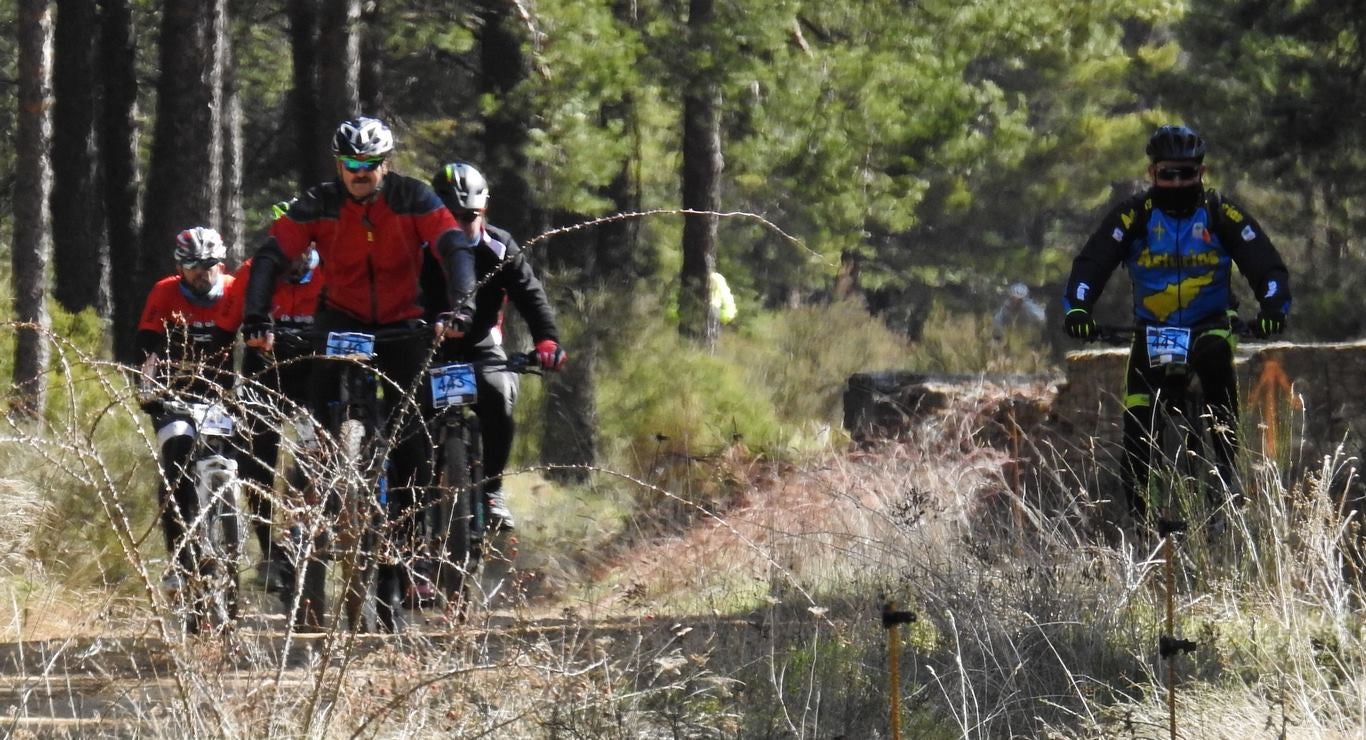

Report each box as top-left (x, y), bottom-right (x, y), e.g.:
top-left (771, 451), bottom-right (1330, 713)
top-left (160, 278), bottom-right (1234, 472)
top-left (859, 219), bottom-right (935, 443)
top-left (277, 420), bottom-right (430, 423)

top-left (1064, 308), bottom-right (1097, 341)
top-left (437, 309), bottom-right (473, 337)
top-left (1254, 305), bottom-right (1286, 338)
top-left (242, 316), bottom-right (274, 344)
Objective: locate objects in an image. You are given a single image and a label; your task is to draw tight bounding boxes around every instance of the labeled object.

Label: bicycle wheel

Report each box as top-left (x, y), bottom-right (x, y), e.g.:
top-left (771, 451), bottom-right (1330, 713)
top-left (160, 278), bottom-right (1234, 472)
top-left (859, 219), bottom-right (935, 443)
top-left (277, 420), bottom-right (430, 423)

top-left (435, 422), bottom-right (478, 615)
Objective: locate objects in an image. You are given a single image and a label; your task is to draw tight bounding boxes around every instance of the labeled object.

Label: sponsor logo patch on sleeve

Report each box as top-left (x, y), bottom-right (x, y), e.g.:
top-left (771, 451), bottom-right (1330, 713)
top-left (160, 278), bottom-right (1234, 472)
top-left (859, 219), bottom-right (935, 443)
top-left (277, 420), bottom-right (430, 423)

top-left (1112, 227), bottom-right (1125, 241)
top-left (1241, 225), bottom-right (1256, 242)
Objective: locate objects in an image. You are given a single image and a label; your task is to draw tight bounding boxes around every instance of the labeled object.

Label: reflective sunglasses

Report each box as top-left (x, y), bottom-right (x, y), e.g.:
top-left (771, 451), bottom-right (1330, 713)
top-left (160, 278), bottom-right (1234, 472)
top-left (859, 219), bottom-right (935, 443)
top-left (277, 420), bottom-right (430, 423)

top-left (1154, 165), bottom-right (1200, 182)
top-left (455, 210), bottom-right (482, 224)
top-left (339, 156), bottom-right (386, 173)
top-left (180, 258), bottom-right (221, 271)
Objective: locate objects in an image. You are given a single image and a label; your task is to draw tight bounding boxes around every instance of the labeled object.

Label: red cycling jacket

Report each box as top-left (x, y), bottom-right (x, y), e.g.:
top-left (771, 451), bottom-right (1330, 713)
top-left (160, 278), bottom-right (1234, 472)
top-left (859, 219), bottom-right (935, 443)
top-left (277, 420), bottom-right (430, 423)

top-left (244, 173), bottom-right (474, 327)
top-left (230, 258), bottom-right (325, 329)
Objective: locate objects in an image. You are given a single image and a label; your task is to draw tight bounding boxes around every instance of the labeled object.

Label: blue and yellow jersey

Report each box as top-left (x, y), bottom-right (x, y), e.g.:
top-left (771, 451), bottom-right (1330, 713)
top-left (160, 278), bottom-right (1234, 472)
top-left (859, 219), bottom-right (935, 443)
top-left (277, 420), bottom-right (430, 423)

top-left (1063, 188), bottom-right (1290, 328)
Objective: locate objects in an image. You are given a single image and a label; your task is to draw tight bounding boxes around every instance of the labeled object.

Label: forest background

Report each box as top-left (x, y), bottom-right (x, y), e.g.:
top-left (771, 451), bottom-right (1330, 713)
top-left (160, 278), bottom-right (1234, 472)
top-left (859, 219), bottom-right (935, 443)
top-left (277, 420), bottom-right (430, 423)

top-left (2, 0), bottom-right (1366, 735)
top-left (5, 0), bottom-right (1364, 419)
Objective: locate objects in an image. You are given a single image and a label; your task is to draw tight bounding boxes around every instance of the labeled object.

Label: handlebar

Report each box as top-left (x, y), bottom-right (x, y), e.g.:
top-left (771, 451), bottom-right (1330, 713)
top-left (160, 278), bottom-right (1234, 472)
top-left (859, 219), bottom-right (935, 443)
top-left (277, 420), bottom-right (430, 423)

top-left (1087, 319), bottom-right (1262, 347)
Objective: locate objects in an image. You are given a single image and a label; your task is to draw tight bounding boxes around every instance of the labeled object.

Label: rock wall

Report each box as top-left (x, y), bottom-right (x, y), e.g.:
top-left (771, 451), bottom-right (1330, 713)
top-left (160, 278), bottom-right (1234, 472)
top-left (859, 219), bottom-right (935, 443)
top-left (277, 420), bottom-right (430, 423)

top-left (845, 340), bottom-right (1366, 473)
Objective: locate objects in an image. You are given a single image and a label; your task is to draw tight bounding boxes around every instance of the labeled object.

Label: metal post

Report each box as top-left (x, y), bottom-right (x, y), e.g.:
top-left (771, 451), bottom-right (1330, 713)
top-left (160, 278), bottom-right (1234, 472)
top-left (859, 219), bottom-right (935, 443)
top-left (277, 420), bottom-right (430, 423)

top-left (882, 600), bottom-right (916, 740)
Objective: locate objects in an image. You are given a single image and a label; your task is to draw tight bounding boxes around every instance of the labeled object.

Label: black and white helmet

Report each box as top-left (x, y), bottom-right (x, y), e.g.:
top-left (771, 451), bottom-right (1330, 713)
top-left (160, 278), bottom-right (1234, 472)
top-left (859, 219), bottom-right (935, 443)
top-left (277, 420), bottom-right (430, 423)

top-left (431, 162), bottom-right (490, 210)
top-left (332, 116), bottom-right (395, 158)
top-left (173, 227), bottom-right (227, 265)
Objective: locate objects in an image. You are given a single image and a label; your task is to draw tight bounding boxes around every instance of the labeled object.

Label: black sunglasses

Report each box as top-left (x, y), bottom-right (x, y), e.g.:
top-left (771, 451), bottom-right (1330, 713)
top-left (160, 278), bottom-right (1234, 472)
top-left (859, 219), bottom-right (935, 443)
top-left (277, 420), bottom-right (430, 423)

top-left (180, 258), bottom-right (221, 270)
top-left (455, 210), bottom-right (482, 224)
top-left (1155, 165), bottom-right (1200, 181)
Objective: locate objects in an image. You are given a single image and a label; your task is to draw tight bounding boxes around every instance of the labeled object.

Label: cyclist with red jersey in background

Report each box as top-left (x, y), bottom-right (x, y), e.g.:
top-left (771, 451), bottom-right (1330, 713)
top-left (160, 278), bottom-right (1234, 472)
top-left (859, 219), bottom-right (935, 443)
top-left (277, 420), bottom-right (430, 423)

top-left (231, 199), bottom-right (325, 595)
top-left (136, 227), bottom-right (241, 597)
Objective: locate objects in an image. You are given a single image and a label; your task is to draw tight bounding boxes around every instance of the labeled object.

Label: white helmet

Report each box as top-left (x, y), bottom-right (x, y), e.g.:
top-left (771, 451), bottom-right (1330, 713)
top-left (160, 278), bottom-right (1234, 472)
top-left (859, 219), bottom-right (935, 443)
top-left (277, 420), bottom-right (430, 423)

top-left (1007, 282), bottom-right (1029, 300)
top-left (332, 117), bottom-right (394, 158)
top-left (431, 162), bottom-right (490, 211)
top-left (174, 227), bottom-right (227, 265)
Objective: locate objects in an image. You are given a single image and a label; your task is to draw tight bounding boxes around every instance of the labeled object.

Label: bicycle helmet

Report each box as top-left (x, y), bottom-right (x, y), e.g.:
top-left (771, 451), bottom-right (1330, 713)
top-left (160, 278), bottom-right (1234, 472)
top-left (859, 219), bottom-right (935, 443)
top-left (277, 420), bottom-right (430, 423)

top-left (331, 117), bottom-right (394, 158)
top-left (431, 162), bottom-right (490, 211)
top-left (1007, 282), bottom-right (1029, 300)
top-left (173, 227), bottom-right (227, 265)
top-left (1146, 124), bottom-right (1206, 163)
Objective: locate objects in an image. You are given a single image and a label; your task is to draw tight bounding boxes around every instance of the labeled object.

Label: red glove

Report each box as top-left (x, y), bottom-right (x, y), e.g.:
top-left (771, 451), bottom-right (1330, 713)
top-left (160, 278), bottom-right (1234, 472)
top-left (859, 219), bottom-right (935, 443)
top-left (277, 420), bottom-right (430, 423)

top-left (535, 339), bottom-right (567, 371)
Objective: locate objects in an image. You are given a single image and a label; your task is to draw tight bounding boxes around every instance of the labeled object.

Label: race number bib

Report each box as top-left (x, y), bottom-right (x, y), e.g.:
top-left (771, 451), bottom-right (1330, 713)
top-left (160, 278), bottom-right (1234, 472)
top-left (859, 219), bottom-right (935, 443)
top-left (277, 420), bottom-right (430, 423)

top-left (326, 331), bottom-right (376, 358)
top-left (429, 363), bottom-right (478, 409)
top-left (1145, 326), bottom-right (1191, 368)
top-left (192, 403), bottom-right (234, 436)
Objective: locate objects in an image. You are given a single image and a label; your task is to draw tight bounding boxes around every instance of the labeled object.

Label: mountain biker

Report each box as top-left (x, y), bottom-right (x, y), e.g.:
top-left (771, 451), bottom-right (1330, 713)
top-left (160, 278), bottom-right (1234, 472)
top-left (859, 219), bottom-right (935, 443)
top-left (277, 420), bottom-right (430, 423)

top-left (428, 161), bottom-right (567, 532)
top-left (1062, 124), bottom-right (1292, 522)
top-left (136, 227), bottom-right (241, 596)
top-left (231, 199), bottom-right (324, 595)
top-left (241, 117), bottom-right (478, 630)
top-left (992, 282), bottom-right (1046, 341)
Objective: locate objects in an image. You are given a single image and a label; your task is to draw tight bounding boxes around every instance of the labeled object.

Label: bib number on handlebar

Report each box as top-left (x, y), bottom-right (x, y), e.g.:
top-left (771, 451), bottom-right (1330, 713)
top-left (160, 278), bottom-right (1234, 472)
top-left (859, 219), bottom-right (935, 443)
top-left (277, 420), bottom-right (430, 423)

top-left (326, 331), bottom-right (376, 358)
top-left (1145, 326), bottom-right (1191, 368)
top-left (192, 403), bottom-right (234, 437)
top-left (430, 363), bottom-right (477, 409)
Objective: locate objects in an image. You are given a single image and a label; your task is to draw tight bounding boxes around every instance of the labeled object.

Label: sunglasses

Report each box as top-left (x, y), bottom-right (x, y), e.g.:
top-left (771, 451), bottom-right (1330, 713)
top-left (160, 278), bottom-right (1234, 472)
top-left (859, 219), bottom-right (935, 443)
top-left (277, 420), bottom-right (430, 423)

top-left (339, 156), bottom-right (386, 173)
top-left (180, 258), bottom-right (221, 271)
top-left (1154, 165), bottom-right (1200, 182)
top-left (455, 210), bottom-right (482, 224)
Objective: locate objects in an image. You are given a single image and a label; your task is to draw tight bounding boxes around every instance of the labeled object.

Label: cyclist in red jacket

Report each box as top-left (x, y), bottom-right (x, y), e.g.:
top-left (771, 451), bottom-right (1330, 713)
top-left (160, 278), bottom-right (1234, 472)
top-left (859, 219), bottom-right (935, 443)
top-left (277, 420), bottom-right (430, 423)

top-left (241, 117), bottom-right (476, 631)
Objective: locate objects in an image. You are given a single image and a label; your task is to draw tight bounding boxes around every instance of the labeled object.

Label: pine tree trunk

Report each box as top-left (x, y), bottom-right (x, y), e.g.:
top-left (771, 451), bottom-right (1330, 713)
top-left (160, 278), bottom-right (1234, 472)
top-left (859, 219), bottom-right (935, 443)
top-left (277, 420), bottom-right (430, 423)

top-left (288, 0), bottom-right (326, 187)
top-left (318, 0), bottom-right (360, 153)
top-left (220, 18), bottom-right (245, 265)
top-left (679, 0), bottom-right (722, 348)
top-left (99, 0), bottom-right (143, 363)
top-left (52, 0), bottom-right (109, 315)
top-left (139, 0), bottom-right (226, 291)
top-left (13, 0), bottom-right (55, 419)
top-left (358, 0), bottom-right (384, 117)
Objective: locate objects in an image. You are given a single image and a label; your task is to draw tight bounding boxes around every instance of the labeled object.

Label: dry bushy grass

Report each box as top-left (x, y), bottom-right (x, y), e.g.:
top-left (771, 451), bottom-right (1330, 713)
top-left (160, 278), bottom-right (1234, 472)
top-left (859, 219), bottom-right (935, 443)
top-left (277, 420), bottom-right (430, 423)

top-left (0, 318), bottom-right (1364, 737)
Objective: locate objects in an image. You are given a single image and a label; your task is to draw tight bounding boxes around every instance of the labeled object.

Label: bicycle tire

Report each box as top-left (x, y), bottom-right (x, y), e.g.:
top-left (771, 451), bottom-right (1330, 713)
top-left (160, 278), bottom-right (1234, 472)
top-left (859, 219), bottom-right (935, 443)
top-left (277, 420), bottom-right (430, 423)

top-left (435, 420), bottom-right (480, 616)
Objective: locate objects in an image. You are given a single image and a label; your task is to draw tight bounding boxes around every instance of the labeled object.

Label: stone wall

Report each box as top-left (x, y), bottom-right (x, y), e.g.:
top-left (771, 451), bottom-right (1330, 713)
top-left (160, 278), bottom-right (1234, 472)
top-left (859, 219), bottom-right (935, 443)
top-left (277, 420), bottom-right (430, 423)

top-left (845, 340), bottom-right (1366, 473)
top-left (1052, 340), bottom-right (1366, 468)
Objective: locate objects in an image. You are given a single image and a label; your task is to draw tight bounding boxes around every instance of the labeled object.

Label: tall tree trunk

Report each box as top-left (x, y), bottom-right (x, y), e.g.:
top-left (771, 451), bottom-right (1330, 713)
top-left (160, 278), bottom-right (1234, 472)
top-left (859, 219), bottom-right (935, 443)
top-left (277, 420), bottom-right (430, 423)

top-left (358, 0), bottom-right (384, 117)
top-left (288, 0), bottom-right (325, 187)
top-left (13, 0), bottom-right (55, 419)
top-left (478, 0), bottom-right (542, 240)
top-left (100, 0), bottom-right (142, 363)
top-left (679, 0), bottom-right (722, 347)
top-left (139, 0), bottom-right (226, 292)
top-left (51, 0), bottom-right (109, 315)
top-left (220, 12), bottom-right (245, 265)
top-left (318, 0), bottom-right (360, 163)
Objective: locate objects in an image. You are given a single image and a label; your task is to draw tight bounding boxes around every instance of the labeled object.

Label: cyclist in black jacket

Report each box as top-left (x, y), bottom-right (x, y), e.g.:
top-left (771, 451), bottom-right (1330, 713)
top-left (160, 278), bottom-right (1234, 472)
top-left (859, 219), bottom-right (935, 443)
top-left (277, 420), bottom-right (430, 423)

top-left (1062, 124), bottom-right (1292, 521)
top-left (428, 161), bottom-right (567, 531)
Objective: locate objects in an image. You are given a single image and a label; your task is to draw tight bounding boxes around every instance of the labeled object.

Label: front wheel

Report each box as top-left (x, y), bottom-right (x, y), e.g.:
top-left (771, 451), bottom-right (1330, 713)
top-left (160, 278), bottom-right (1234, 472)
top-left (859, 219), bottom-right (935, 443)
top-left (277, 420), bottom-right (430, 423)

top-left (435, 425), bottom-right (481, 617)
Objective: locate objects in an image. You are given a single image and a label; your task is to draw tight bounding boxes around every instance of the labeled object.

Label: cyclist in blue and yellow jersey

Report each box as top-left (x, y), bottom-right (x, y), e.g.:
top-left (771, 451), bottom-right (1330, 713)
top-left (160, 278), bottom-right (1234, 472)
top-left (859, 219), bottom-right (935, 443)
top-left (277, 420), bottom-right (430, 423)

top-left (1062, 124), bottom-right (1291, 522)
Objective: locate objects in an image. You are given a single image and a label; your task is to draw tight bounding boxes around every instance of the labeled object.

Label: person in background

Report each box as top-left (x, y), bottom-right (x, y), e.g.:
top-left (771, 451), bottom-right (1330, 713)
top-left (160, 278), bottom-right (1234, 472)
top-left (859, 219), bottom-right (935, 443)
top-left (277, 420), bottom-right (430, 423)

top-left (231, 199), bottom-right (324, 595)
top-left (135, 227), bottom-right (240, 599)
top-left (991, 282), bottom-right (1045, 341)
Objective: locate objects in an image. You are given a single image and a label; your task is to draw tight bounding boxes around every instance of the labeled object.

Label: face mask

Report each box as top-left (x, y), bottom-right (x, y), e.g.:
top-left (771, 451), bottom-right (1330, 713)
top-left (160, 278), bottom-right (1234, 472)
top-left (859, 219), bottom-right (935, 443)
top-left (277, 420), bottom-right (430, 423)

top-left (1152, 183), bottom-right (1203, 215)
